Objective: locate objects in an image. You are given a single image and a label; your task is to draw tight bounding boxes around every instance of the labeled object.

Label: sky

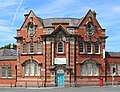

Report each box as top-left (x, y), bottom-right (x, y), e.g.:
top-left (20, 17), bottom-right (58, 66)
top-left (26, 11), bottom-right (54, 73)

top-left (0, 0), bottom-right (120, 52)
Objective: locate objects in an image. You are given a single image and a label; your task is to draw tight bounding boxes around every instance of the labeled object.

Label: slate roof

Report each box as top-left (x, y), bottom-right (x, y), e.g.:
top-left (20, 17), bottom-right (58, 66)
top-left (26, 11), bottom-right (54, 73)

top-left (37, 17), bottom-right (84, 27)
top-left (106, 52), bottom-right (120, 57)
top-left (0, 49), bottom-right (17, 60)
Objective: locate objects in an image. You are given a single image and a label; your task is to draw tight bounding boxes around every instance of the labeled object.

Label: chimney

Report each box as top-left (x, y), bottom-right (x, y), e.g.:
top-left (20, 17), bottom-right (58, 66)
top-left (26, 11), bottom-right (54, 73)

top-left (24, 14), bottom-right (29, 20)
top-left (92, 10), bottom-right (97, 18)
top-left (10, 43), bottom-right (13, 49)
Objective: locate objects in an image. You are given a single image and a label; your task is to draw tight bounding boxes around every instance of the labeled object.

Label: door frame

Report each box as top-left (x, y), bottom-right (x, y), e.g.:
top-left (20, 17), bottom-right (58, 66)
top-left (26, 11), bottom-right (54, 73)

top-left (56, 69), bottom-right (64, 86)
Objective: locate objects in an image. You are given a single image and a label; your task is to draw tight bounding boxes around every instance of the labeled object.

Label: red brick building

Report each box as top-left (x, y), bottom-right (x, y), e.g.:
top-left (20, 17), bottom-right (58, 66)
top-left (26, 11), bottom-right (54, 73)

top-left (0, 9), bottom-right (120, 87)
top-left (0, 49), bottom-right (17, 87)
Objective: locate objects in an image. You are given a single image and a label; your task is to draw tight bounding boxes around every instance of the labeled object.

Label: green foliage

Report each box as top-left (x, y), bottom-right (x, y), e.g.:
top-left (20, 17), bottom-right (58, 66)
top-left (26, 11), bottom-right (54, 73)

top-left (0, 43), bottom-right (17, 50)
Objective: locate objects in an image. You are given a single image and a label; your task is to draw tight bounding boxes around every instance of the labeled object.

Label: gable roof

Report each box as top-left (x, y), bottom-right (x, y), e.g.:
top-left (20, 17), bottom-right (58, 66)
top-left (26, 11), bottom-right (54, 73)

top-left (20, 10), bottom-right (43, 30)
top-left (0, 49), bottom-right (17, 60)
top-left (40, 18), bottom-right (83, 27)
top-left (106, 52), bottom-right (120, 57)
top-left (20, 9), bottom-right (99, 28)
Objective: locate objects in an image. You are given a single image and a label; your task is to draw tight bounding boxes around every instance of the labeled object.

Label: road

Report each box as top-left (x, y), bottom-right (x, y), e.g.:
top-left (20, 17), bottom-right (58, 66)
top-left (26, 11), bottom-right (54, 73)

top-left (0, 86), bottom-right (120, 92)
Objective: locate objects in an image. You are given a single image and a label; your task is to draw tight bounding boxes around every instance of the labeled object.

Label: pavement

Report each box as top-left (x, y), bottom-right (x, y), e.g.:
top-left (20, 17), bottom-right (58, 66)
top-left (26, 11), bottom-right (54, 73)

top-left (0, 86), bottom-right (120, 92)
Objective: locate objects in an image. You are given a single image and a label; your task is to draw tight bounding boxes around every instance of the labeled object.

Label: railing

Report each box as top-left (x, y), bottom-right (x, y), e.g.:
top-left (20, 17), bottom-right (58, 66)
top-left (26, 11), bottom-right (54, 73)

top-left (0, 81), bottom-right (120, 88)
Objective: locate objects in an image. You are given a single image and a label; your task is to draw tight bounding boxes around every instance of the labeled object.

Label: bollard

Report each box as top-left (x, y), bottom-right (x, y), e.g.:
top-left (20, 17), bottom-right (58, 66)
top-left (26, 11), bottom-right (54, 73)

top-left (99, 78), bottom-right (103, 86)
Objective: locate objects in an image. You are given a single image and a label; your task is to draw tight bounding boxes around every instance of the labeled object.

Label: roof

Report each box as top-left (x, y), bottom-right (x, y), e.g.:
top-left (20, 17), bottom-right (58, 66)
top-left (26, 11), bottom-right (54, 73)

top-left (37, 17), bottom-right (84, 27)
top-left (106, 52), bottom-right (120, 57)
top-left (0, 49), bottom-right (17, 60)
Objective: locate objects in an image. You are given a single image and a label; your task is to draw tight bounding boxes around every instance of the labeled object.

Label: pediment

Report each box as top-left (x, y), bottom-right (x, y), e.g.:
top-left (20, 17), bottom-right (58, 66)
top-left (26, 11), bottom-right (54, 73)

top-left (50, 25), bottom-right (70, 37)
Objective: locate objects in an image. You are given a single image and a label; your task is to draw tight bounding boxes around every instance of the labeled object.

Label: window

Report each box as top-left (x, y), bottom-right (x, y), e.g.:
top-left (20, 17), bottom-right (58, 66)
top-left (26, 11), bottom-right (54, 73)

top-left (25, 63), bottom-right (29, 76)
top-left (79, 42), bottom-right (84, 53)
top-left (30, 62), bottom-right (35, 76)
top-left (81, 60), bottom-right (98, 76)
top-left (57, 42), bottom-right (64, 53)
top-left (95, 42), bottom-right (100, 54)
top-left (1, 66), bottom-right (12, 78)
top-left (22, 43), bottom-right (26, 54)
top-left (87, 42), bottom-right (92, 54)
top-left (118, 64), bottom-right (120, 76)
top-left (29, 42), bottom-right (34, 53)
top-left (2, 66), bottom-right (6, 78)
top-left (23, 60), bottom-right (40, 76)
top-left (110, 63), bottom-right (116, 76)
top-left (8, 66), bottom-right (12, 78)
top-left (37, 41), bottom-right (42, 53)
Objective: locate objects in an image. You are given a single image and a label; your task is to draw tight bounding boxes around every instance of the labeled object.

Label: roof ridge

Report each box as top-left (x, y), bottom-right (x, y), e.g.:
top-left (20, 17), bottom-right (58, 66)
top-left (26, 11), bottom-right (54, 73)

top-left (108, 52), bottom-right (120, 53)
top-left (42, 17), bottom-right (81, 20)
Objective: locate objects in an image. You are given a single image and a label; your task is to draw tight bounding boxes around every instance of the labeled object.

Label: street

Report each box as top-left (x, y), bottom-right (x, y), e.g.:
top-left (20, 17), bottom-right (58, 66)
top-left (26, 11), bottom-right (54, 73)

top-left (0, 86), bottom-right (120, 92)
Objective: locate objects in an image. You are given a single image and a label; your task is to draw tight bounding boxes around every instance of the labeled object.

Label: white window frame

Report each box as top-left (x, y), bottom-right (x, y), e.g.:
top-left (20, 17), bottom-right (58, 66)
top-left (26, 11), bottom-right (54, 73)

top-left (118, 63), bottom-right (120, 76)
top-left (7, 66), bottom-right (12, 78)
top-left (57, 41), bottom-right (64, 54)
top-left (2, 66), bottom-right (6, 78)
top-left (87, 42), bottom-right (92, 54)
top-left (79, 41), bottom-right (85, 54)
top-left (24, 63), bottom-right (29, 76)
top-left (22, 43), bottom-right (27, 54)
top-left (37, 41), bottom-right (42, 54)
top-left (81, 62), bottom-right (99, 76)
top-left (95, 42), bottom-right (100, 54)
top-left (29, 42), bottom-right (34, 54)
top-left (23, 60), bottom-right (40, 76)
top-left (111, 63), bottom-right (116, 76)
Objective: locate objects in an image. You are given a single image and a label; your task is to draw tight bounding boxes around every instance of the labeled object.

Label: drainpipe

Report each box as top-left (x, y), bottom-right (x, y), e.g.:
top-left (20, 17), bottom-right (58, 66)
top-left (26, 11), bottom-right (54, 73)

top-left (74, 37), bottom-right (77, 87)
top-left (44, 37), bottom-right (47, 87)
top-left (68, 40), bottom-right (71, 86)
top-left (15, 65), bottom-right (17, 87)
top-left (105, 58), bottom-right (107, 86)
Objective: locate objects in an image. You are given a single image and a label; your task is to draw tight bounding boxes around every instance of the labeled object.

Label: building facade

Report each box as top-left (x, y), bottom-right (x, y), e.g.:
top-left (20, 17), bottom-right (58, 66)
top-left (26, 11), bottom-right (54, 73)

top-left (0, 49), bottom-right (17, 86)
top-left (0, 10), bottom-right (120, 87)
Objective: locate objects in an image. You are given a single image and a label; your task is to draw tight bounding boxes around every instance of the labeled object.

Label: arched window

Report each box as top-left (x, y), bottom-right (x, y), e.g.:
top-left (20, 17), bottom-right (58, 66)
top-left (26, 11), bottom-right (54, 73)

top-left (37, 41), bottom-right (42, 54)
top-left (57, 41), bottom-right (64, 53)
top-left (95, 42), bottom-right (100, 54)
top-left (87, 42), bottom-right (92, 54)
top-left (2, 65), bottom-right (12, 78)
top-left (23, 60), bottom-right (40, 76)
top-left (8, 66), bottom-right (12, 78)
top-left (29, 42), bottom-right (34, 54)
top-left (81, 60), bottom-right (99, 76)
top-left (2, 66), bottom-right (6, 78)
top-left (79, 41), bottom-right (84, 53)
top-left (22, 43), bottom-right (26, 54)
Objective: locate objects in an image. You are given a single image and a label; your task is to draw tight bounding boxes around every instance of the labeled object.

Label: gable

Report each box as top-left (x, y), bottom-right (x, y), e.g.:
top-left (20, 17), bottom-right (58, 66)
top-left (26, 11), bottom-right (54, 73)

top-left (20, 10), bottom-right (43, 30)
top-left (50, 24), bottom-right (70, 36)
top-left (78, 9), bottom-right (102, 29)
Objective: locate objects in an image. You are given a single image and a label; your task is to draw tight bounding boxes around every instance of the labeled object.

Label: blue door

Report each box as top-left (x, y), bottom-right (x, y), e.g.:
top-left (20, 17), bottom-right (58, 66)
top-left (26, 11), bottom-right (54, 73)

top-left (56, 70), bottom-right (64, 86)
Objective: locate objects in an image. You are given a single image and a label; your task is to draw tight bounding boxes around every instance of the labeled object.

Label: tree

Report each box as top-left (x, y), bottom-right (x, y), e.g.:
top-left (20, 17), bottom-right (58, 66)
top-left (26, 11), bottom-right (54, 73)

top-left (0, 43), bottom-right (17, 50)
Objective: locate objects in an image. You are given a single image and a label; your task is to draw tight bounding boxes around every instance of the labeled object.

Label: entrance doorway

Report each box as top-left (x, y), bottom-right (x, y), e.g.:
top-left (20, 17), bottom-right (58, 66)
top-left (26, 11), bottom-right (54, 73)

top-left (56, 69), bottom-right (64, 86)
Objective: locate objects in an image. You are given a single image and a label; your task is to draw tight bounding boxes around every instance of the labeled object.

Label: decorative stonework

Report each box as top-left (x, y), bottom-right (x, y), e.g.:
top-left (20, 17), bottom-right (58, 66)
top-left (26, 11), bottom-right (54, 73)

top-left (85, 21), bottom-right (96, 37)
top-left (45, 28), bottom-right (54, 34)
top-left (67, 28), bottom-right (75, 34)
top-left (55, 32), bottom-right (66, 42)
top-left (27, 17), bottom-right (37, 37)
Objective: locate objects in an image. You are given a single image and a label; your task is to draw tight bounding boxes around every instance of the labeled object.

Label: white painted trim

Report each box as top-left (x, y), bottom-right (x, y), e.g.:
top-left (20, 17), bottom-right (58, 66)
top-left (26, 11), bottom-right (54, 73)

top-left (57, 41), bottom-right (64, 54)
top-left (95, 43), bottom-right (100, 54)
top-left (29, 42), bottom-right (34, 54)
top-left (36, 41), bottom-right (42, 54)
top-left (87, 42), bottom-right (93, 54)
top-left (22, 43), bottom-right (27, 54)
top-left (79, 42), bottom-right (85, 54)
